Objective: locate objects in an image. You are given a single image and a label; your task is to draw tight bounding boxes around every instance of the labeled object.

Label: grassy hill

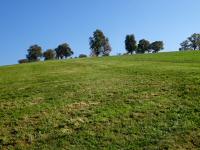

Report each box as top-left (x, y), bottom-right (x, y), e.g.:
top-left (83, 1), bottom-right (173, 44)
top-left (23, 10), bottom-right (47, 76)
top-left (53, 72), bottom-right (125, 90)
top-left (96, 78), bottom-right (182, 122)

top-left (0, 51), bottom-right (200, 149)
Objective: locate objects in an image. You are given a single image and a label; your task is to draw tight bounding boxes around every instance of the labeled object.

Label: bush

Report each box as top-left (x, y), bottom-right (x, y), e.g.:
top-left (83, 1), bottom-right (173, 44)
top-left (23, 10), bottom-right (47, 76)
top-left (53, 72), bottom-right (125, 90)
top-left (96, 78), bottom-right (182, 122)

top-left (18, 59), bottom-right (29, 64)
top-left (79, 54), bottom-right (87, 58)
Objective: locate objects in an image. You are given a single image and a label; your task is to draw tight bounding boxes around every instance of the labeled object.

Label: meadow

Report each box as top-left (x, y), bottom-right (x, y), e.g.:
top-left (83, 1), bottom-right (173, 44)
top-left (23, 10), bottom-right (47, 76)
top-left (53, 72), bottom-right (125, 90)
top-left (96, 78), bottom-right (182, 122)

top-left (0, 51), bottom-right (200, 149)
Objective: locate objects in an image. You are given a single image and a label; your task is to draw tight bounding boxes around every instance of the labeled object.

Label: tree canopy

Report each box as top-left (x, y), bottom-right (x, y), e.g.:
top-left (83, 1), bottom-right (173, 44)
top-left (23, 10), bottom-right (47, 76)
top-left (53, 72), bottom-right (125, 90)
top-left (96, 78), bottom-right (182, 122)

top-left (55, 43), bottom-right (73, 59)
top-left (150, 41), bottom-right (164, 53)
top-left (180, 33), bottom-right (200, 51)
top-left (125, 34), bottom-right (137, 54)
top-left (43, 49), bottom-right (56, 60)
top-left (26, 45), bottom-right (43, 62)
top-left (102, 38), bottom-right (112, 56)
top-left (89, 29), bottom-right (112, 56)
top-left (137, 39), bottom-right (150, 54)
top-left (179, 40), bottom-right (190, 51)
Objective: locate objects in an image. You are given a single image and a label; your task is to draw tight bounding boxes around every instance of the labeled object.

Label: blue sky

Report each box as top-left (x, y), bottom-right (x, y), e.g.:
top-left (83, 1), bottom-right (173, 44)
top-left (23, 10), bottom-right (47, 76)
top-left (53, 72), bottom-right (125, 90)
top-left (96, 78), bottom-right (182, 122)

top-left (0, 0), bottom-right (200, 66)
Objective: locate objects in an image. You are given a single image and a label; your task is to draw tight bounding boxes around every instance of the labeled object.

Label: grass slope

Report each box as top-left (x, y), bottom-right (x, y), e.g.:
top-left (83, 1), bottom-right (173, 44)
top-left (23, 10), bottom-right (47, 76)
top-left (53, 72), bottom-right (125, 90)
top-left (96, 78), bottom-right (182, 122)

top-left (0, 51), bottom-right (200, 149)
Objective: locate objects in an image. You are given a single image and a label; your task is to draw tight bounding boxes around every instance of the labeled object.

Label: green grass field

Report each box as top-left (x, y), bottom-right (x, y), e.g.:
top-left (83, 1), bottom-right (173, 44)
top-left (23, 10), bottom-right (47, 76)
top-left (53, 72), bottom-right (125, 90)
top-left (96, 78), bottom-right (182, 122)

top-left (0, 51), bottom-right (200, 149)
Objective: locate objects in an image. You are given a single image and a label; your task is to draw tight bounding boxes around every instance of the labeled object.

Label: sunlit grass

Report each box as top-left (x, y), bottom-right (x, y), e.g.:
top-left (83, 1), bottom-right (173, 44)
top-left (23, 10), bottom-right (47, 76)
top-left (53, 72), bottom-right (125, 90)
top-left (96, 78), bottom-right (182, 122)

top-left (0, 51), bottom-right (200, 149)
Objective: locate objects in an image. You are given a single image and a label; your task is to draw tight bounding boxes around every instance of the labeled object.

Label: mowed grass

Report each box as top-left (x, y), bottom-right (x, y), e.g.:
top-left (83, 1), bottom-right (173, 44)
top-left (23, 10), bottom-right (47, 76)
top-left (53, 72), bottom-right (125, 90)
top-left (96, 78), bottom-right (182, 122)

top-left (0, 51), bottom-right (200, 149)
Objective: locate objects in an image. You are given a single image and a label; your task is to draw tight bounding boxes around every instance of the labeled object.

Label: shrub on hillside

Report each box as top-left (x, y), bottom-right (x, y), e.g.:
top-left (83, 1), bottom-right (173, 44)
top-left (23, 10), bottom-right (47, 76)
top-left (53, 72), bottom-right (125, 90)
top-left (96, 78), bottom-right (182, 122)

top-left (79, 54), bottom-right (87, 58)
top-left (18, 59), bottom-right (29, 64)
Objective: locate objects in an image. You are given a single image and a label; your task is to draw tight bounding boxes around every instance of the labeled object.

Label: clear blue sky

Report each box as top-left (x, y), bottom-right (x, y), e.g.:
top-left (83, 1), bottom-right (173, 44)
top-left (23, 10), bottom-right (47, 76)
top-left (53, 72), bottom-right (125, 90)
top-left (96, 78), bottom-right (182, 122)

top-left (0, 0), bottom-right (200, 66)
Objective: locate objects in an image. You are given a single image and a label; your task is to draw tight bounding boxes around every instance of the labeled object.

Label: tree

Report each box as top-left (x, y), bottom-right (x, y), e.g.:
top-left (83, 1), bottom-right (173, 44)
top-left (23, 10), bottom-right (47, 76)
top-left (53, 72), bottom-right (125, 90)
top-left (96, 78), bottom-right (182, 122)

top-left (150, 41), bottom-right (164, 53)
top-left (79, 54), bottom-right (87, 58)
top-left (43, 49), bottom-right (56, 60)
top-left (179, 33), bottom-right (200, 51)
top-left (103, 38), bottom-right (112, 56)
top-left (125, 34), bottom-right (137, 54)
top-left (26, 45), bottom-right (43, 62)
top-left (179, 40), bottom-right (190, 51)
top-left (55, 43), bottom-right (73, 59)
top-left (137, 39), bottom-right (150, 54)
top-left (89, 29), bottom-right (112, 56)
top-left (187, 33), bottom-right (200, 50)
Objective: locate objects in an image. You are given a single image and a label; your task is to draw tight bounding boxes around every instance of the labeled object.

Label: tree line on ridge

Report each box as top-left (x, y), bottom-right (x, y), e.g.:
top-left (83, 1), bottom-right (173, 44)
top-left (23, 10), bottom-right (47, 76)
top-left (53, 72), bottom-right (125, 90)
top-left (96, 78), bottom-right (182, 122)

top-left (19, 29), bottom-right (164, 64)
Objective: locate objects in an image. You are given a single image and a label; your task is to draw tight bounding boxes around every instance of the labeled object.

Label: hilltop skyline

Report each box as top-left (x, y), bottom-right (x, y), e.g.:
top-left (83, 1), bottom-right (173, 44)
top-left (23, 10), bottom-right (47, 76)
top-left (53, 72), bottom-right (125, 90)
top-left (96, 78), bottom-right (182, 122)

top-left (1, 0), bottom-right (200, 66)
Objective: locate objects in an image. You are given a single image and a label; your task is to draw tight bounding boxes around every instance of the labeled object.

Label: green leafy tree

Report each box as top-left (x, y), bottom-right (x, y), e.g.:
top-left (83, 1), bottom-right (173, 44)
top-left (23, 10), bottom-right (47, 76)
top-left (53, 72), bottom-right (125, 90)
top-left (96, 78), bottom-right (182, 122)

top-left (26, 45), bottom-right (43, 62)
top-left (43, 49), bottom-right (56, 60)
top-left (89, 29), bottom-right (112, 56)
top-left (55, 43), bottom-right (73, 59)
top-left (103, 38), bottom-right (112, 56)
top-left (125, 34), bottom-right (137, 54)
top-left (188, 33), bottom-right (200, 50)
top-left (179, 40), bottom-right (190, 51)
top-left (137, 39), bottom-right (150, 53)
top-left (150, 41), bottom-right (164, 53)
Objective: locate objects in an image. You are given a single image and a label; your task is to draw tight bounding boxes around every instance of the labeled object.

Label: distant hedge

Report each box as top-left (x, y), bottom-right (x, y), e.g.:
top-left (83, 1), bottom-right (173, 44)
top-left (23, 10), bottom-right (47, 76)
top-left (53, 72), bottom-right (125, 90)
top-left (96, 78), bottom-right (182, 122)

top-left (79, 54), bottom-right (87, 58)
top-left (18, 59), bottom-right (29, 64)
